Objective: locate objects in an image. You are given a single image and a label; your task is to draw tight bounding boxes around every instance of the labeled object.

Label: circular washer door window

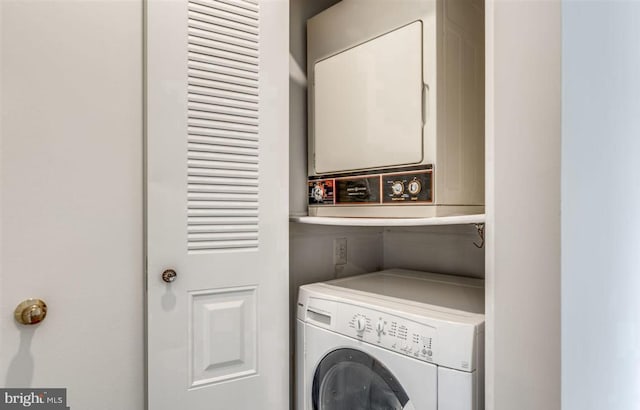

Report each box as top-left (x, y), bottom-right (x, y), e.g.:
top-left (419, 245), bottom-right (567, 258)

top-left (312, 348), bottom-right (410, 410)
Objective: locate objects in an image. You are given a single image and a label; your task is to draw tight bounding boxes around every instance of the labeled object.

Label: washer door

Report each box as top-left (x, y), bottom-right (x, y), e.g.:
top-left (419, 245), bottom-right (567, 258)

top-left (312, 348), bottom-right (410, 410)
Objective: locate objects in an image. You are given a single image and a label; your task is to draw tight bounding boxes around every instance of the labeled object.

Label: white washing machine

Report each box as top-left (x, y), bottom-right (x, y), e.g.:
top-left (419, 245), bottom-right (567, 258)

top-left (296, 269), bottom-right (484, 410)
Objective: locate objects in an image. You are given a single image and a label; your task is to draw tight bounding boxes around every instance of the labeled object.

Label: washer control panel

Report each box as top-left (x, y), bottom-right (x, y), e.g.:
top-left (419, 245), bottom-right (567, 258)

top-left (336, 304), bottom-right (437, 363)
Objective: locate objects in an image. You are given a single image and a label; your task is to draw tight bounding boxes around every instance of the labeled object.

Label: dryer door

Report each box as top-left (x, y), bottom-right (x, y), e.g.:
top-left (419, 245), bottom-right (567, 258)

top-left (312, 348), bottom-right (410, 410)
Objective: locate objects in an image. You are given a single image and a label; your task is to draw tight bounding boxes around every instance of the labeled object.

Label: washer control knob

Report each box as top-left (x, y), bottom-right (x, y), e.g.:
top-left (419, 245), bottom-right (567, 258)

top-left (391, 181), bottom-right (404, 196)
top-left (408, 179), bottom-right (422, 195)
top-left (355, 317), bottom-right (366, 334)
top-left (375, 320), bottom-right (385, 336)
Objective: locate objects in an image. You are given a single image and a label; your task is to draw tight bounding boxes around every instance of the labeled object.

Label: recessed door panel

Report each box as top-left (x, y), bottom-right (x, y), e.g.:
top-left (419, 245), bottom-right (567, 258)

top-left (190, 287), bottom-right (257, 388)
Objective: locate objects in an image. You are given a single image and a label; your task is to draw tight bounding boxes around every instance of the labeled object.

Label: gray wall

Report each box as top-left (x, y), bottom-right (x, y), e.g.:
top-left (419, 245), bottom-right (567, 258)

top-left (562, 2), bottom-right (640, 408)
top-left (289, 0), bottom-right (340, 216)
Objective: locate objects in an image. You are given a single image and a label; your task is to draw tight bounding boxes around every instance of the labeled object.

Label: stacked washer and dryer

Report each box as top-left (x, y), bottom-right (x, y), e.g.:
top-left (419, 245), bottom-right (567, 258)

top-left (298, 0), bottom-right (486, 407)
top-left (296, 270), bottom-right (484, 410)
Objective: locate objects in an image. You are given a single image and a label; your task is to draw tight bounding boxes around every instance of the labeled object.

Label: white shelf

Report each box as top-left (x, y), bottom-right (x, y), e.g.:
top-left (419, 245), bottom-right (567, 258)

top-left (289, 214), bottom-right (485, 227)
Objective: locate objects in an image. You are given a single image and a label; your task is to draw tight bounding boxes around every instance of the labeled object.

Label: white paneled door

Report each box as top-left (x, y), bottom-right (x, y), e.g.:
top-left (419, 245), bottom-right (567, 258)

top-left (0, 2), bottom-right (144, 408)
top-left (146, 0), bottom-right (289, 408)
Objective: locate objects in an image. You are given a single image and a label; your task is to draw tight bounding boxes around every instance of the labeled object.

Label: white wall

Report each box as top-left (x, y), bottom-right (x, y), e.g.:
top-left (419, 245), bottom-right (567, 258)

top-left (485, 0), bottom-right (561, 409)
top-left (383, 226), bottom-right (485, 278)
top-left (562, 2), bottom-right (640, 409)
top-left (0, 1), bottom-right (143, 409)
top-left (290, 224), bottom-right (384, 293)
top-left (289, 223), bottom-right (384, 336)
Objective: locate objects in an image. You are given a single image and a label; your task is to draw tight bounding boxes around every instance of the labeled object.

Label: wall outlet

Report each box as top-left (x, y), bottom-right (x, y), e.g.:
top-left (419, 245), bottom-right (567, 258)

top-left (334, 238), bottom-right (347, 265)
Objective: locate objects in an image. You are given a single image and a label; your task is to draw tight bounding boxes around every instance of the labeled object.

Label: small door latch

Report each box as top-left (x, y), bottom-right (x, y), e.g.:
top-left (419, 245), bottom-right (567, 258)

top-left (162, 269), bottom-right (178, 283)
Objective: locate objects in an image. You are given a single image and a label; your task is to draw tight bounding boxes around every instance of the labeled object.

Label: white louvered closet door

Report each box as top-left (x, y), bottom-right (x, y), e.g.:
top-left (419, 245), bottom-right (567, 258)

top-left (146, 0), bottom-right (289, 408)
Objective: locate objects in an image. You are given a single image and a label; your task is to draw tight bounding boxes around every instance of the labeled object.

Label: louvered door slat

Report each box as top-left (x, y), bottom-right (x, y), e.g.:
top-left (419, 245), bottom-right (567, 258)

top-left (189, 35), bottom-right (259, 57)
top-left (188, 135), bottom-right (258, 148)
top-left (188, 104), bottom-right (258, 121)
top-left (188, 162), bottom-right (258, 176)
top-left (190, 0), bottom-right (258, 19)
top-left (189, 109), bottom-right (259, 126)
top-left (188, 231), bottom-right (259, 242)
top-left (188, 186), bottom-right (259, 196)
top-left (189, 118), bottom-right (257, 134)
top-left (188, 3), bottom-right (259, 28)
top-left (188, 10), bottom-right (259, 36)
top-left (188, 240), bottom-right (259, 252)
top-left (189, 54), bottom-right (258, 75)
top-left (188, 96), bottom-right (257, 115)
top-left (189, 153), bottom-right (259, 166)
top-left (188, 224), bottom-right (258, 233)
top-left (188, 177), bottom-right (258, 188)
top-left (187, 0), bottom-right (259, 253)
top-left (189, 26), bottom-right (258, 50)
top-left (186, 216), bottom-right (259, 225)
top-left (189, 45), bottom-right (258, 67)
top-left (214, 0), bottom-right (259, 13)
top-left (189, 68), bottom-right (258, 90)
top-left (189, 60), bottom-right (258, 81)
top-left (189, 142), bottom-right (258, 155)
top-left (189, 84), bottom-right (258, 102)
top-left (188, 192), bottom-right (258, 202)
top-left (188, 208), bottom-right (258, 217)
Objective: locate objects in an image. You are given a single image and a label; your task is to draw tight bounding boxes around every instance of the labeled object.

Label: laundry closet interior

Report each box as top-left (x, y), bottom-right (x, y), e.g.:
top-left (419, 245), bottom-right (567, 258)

top-left (289, 0), bottom-right (487, 408)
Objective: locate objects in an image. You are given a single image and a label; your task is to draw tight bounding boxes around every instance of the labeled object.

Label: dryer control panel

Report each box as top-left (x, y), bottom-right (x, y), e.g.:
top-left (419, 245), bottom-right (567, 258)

top-left (335, 303), bottom-right (437, 364)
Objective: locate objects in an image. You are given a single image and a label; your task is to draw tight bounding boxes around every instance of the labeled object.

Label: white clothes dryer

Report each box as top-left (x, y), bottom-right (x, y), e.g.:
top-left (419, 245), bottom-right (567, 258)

top-left (296, 269), bottom-right (484, 410)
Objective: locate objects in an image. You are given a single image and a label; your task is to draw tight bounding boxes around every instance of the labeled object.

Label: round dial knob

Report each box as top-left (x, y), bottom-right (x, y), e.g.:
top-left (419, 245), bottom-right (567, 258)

top-left (355, 317), bottom-right (366, 334)
top-left (375, 320), bottom-right (385, 335)
top-left (391, 181), bottom-right (404, 196)
top-left (408, 179), bottom-right (422, 195)
top-left (312, 185), bottom-right (324, 201)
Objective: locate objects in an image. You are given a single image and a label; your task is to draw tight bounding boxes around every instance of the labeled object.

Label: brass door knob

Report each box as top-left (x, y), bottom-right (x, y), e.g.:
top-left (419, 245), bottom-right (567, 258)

top-left (162, 269), bottom-right (177, 283)
top-left (14, 298), bottom-right (47, 325)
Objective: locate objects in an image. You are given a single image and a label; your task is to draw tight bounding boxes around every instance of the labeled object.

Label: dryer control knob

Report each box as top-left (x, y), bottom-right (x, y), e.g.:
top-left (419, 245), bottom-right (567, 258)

top-left (408, 179), bottom-right (422, 195)
top-left (375, 320), bottom-right (385, 335)
top-left (391, 181), bottom-right (404, 196)
top-left (355, 317), bottom-right (366, 334)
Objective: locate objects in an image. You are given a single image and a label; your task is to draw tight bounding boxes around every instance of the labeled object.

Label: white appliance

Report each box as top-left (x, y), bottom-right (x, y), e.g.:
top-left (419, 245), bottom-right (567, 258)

top-left (307, 0), bottom-right (485, 218)
top-left (296, 269), bottom-right (485, 410)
